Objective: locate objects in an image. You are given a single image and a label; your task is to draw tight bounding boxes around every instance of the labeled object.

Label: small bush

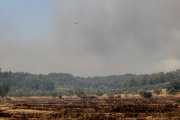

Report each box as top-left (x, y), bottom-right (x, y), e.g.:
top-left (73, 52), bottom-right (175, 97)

top-left (140, 92), bottom-right (152, 98)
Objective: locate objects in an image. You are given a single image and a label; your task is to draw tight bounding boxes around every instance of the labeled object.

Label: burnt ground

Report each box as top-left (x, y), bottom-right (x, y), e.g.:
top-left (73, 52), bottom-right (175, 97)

top-left (0, 96), bottom-right (180, 120)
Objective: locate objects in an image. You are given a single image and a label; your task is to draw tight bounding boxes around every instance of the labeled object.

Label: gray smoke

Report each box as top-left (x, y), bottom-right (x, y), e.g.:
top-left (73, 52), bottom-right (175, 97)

top-left (1, 0), bottom-right (180, 76)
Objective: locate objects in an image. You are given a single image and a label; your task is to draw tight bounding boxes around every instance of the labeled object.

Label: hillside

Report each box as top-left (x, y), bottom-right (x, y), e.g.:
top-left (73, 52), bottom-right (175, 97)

top-left (0, 68), bottom-right (180, 96)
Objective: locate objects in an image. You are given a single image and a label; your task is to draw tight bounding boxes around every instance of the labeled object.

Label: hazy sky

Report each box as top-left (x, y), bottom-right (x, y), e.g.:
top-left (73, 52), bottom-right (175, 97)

top-left (1, 0), bottom-right (180, 76)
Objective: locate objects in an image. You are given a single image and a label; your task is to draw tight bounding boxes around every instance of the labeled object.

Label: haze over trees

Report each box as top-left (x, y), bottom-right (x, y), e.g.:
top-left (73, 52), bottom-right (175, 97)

top-left (0, 68), bottom-right (180, 97)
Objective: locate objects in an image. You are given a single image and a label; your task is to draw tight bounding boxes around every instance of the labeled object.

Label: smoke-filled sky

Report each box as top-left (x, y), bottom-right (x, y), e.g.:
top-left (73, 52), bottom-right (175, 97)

top-left (1, 0), bottom-right (180, 76)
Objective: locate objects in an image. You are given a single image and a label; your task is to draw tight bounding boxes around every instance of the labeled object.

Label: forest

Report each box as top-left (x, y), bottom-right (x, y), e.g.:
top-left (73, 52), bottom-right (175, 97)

top-left (0, 68), bottom-right (180, 97)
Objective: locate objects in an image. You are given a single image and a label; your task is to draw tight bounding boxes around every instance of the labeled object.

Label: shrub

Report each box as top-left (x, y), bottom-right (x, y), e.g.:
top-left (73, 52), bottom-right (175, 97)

top-left (140, 91), bottom-right (152, 98)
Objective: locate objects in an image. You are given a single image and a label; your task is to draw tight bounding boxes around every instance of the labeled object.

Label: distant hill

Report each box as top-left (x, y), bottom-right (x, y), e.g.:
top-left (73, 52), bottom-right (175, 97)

top-left (0, 68), bottom-right (180, 96)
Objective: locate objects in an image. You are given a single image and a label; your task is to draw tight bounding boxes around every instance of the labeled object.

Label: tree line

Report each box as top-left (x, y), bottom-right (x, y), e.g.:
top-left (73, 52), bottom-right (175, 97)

top-left (0, 68), bottom-right (180, 97)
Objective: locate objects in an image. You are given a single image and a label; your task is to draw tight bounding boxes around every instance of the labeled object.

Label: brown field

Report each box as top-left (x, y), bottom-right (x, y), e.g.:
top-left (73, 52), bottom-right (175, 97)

top-left (0, 96), bottom-right (180, 120)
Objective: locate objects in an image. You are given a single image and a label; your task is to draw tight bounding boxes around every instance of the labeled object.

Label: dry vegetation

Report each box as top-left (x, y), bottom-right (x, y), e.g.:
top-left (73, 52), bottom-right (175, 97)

top-left (0, 96), bottom-right (180, 120)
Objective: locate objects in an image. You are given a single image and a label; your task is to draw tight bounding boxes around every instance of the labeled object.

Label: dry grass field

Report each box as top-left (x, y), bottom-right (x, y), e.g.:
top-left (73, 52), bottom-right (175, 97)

top-left (0, 96), bottom-right (180, 120)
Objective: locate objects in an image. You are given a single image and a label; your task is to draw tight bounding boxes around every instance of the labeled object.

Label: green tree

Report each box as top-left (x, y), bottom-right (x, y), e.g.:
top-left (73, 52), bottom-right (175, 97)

top-left (168, 81), bottom-right (180, 94)
top-left (129, 79), bottom-right (137, 87)
top-left (42, 80), bottom-right (55, 91)
top-left (75, 89), bottom-right (85, 98)
top-left (0, 84), bottom-right (10, 98)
